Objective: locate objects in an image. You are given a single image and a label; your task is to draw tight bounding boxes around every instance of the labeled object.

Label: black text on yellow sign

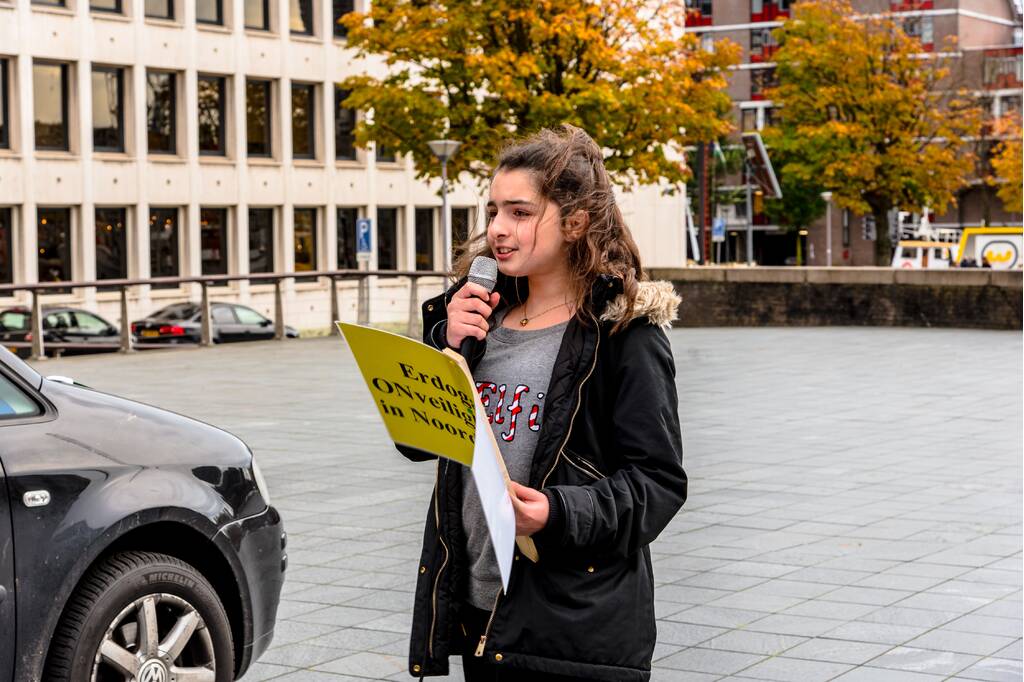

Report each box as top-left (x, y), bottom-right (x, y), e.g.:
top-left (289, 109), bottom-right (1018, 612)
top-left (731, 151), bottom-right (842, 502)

top-left (338, 323), bottom-right (476, 466)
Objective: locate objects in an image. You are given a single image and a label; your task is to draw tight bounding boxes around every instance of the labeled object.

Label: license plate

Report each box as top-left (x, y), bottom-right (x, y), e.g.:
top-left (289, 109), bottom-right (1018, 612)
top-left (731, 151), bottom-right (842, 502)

top-left (141, 330), bottom-right (159, 338)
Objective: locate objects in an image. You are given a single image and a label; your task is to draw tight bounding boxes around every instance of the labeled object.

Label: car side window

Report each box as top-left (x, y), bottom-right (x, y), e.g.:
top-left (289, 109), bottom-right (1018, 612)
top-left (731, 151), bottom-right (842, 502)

top-left (211, 307), bottom-right (237, 324)
top-left (72, 312), bottom-right (113, 335)
top-left (0, 373), bottom-right (40, 419)
top-left (233, 306), bottom-right (267, 325)
top-left (44, 312), bottom-right (74, 331)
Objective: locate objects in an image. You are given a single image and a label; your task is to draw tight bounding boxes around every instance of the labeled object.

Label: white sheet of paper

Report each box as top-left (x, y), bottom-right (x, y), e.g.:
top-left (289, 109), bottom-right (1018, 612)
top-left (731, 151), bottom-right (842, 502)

top-left (470, 404), bottom-right (516, 592)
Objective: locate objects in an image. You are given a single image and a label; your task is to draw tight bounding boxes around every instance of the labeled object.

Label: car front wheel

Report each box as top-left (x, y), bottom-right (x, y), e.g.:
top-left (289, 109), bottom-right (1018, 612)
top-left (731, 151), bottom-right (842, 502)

top-left (46, 550), bottom-right (234, 682)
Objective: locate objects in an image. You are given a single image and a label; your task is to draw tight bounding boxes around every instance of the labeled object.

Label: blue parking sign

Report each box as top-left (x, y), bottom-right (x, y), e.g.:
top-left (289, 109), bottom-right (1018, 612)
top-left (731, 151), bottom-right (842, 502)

top-left (356, 218), bottom-right (372, 255)
top-left (712, 217), bottom-right (726, 243)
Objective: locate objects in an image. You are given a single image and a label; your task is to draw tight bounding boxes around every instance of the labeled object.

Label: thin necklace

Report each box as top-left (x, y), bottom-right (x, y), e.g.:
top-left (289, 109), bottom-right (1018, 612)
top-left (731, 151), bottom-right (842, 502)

top-left (519, 300), bottom-right (570, 327)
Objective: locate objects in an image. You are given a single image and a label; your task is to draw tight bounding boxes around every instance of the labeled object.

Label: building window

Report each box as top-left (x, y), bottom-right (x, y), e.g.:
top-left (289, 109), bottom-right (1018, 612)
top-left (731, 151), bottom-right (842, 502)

top-left (245, 0), bottom-right (269, 30)
top-left (293, 208), bottom-right (317, 279)
top-left (741, 109), bottom-right (758, 131)
top-left (246, 79), bottom-right (272, 157)
top-left (197, 0), bottom-right (223, 25)
top-left (750, 67), bottom-right (776, 101)
top-left (32, 0), bottom-right (65, 8)
top-left (37, 208), bottom-right (71, 283)
top-left (376, 145), bottom-right (396, 163)
top-left (200, 208), bottom-right (229, 275)
top-left (1000, 94), bottom-right (1023, 117)
top-left (92, 66), bottom-right (125, 153)
top-left (415, 208), bottom-right (434, 271)
top-left (248, 208), bottom-right (274, 273)
top-left (684, 0), bottom-right (712, 26)
top-left (984, 53), bottom-right (1023, 89)
top-left (91, 0), bottom-right (122, 13)
top-left (752, 0), bottom-right (788, 21)
top-left (291, 83), bottom-right (316, 159)
top-left (33, 62), bottom-right (69, 152)
top-left (0, 59), bottom-right (9, 150)
top-left (290, 0), bottom-right (313, 35)
top-left (902, 16), bottom-right (933, 49)
top-left (377, 207), bottom-right (398, 270)
top-left (452, 206), bottom-right (470, 261)
top-left (841, 209), bottom-right (850, 247)
top-left (333, 0), bottom-right (353, 38)
top-left (147, 71), bottom-right (176, 154)
top-left (149, 207), bottom-right (179, 288)
top-left (198, 75), bottom-right (226, 155)
top-left (145, 0), bottom-right (173, 19)
top-left (334, 86), bottom-right (356, 160)
top-left (337, 207), bottom-right (358, 269)
top-left (0, 208), bottom-right (11, 284)
top-left (95, 207), bottom-right (128, 283)
top-left (750, 28), bottom-right (777, 62)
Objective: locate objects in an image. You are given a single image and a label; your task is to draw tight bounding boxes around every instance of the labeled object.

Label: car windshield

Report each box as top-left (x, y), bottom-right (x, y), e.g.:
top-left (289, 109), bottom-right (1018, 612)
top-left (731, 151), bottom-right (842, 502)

top-left (152, 303), bottom-right (199, 321)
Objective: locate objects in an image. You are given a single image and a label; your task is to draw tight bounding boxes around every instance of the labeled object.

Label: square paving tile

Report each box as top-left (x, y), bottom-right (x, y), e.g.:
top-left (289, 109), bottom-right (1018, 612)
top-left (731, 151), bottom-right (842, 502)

top-left (658, 647), bottom-right (766, 675)
top-left (865, 646), bottom-right (981, 676)
top-left (783, 637), bottom-right (894, 665)
top-left (736, 656), bottom-right (854, 682)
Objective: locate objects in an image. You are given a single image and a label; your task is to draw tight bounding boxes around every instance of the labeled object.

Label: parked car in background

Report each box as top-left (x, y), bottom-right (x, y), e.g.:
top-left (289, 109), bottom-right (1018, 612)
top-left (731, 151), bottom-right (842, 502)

top-left (0, 306), bottom-right (120, 358)
top-left (0, 346), bottom-right (285, 681)
top-left (132, 302), bottom-right (299, 345)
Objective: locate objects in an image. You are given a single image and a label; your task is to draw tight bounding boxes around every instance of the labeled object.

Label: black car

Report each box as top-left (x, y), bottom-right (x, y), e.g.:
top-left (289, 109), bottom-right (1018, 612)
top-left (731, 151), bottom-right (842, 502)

top-left (0, 347), bottom-right (285, 681)
top-left (0, 307), bottom-right (120, 358)
top-left (132, 302), bottom-right (299, 345)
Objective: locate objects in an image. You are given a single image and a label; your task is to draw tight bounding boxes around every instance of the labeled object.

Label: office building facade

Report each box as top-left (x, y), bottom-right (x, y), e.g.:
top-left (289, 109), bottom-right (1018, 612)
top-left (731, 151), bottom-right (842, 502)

top-left (0, 0), bottom-right (689, 331)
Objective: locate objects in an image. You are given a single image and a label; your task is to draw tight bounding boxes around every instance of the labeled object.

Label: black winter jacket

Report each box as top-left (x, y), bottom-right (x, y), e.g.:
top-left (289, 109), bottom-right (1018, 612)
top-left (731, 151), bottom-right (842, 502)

top-left (400, 273), bottom-right (687, 681)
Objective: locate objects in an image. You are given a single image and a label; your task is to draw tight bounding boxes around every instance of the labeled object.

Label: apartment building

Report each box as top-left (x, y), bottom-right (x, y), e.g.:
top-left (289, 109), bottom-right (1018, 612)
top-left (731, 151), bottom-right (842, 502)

top-left (688, 0), bottom-right (1023, 266)
top-left (0, 0), bottom-right (689, 331)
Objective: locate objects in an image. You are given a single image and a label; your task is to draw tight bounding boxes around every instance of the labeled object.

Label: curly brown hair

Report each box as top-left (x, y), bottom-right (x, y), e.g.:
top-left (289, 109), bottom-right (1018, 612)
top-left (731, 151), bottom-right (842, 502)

top-left (453, 125), bottom-right (644, 331)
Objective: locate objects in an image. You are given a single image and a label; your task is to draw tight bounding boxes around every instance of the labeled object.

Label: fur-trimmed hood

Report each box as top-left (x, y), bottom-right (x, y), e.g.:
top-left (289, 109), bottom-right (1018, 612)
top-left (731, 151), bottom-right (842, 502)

top-left (600, 280), bottom-right (681, 329)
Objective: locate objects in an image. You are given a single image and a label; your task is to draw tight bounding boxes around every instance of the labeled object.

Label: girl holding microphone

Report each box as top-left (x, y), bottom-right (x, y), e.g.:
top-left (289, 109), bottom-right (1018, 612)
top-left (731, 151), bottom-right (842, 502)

top-left (402, 124), bottom-right (686, 682)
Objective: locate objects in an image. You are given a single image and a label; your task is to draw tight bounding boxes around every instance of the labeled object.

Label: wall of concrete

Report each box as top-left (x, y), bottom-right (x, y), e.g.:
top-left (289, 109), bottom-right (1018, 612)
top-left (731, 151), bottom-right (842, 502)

top-left (648, 267), bottom-right (1023, 330)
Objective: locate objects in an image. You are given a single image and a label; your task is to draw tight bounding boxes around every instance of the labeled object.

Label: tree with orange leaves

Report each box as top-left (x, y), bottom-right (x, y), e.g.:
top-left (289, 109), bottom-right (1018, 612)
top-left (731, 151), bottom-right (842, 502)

top-left (764, 0), bottom-right (982, 264)
top-left (988, 114), bottom-right (1023, 214)
top-left (338, 0), bottom-right (739, 185)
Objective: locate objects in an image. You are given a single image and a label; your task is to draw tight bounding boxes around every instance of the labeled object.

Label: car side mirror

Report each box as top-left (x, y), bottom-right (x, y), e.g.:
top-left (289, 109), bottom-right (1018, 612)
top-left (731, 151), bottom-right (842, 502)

top-left (260, 319), bottom-right (272, 327)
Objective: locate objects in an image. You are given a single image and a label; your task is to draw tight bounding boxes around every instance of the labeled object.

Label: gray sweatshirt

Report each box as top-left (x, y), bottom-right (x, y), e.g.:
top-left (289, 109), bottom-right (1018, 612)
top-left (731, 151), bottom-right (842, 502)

top-left (461, 316), bottom-right (569, 609)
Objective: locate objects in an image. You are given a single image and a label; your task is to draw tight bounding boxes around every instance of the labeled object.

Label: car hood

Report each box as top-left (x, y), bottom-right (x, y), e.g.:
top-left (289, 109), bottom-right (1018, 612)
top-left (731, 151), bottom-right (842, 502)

top-left (39, 378), bottom-right (252, 471)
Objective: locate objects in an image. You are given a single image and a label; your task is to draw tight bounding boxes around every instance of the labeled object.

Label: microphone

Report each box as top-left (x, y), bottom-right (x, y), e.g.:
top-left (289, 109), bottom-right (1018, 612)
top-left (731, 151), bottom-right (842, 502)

top-left (460, 256), bottom-right (498, 364)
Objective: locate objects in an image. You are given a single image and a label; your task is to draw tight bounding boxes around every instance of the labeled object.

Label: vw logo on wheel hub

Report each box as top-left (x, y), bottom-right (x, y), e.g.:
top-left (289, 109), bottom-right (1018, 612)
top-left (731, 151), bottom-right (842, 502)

top-left (139, 659), bottom-right (169, 682)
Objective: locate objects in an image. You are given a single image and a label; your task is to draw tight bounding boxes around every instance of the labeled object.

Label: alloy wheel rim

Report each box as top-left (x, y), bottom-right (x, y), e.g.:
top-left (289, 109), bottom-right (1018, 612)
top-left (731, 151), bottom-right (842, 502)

top-left (91, 592), bottom-right (216, 682)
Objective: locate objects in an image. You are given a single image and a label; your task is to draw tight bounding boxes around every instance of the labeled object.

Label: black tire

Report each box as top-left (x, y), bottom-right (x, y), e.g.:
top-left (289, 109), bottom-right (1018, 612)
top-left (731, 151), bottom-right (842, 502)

top-left (45, 550), bottom-right (234, 682)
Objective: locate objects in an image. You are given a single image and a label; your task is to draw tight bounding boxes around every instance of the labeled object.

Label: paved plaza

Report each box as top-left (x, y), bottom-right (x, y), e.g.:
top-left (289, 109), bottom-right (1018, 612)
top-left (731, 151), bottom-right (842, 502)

top-left (40, 326), bottom-right (1023, 682)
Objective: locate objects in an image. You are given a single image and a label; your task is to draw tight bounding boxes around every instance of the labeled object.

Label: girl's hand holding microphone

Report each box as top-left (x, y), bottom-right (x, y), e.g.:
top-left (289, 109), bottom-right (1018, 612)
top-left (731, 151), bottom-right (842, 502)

top-left (446, 283), bottom-right (500, 350)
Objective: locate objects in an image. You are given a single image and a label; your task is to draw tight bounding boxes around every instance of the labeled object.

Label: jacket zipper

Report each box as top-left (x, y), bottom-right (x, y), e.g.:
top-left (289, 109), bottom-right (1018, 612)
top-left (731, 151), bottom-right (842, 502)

top-left (542, 313), bottom-right (602, 489)
top-left (428, 459), bottom-right (449, 660)
top-left (473, 589), bottom-right (503, 657)
top-left (564, 454), bottom-right (603, 481)
top-left (475, 313), bottom-right (602, 660)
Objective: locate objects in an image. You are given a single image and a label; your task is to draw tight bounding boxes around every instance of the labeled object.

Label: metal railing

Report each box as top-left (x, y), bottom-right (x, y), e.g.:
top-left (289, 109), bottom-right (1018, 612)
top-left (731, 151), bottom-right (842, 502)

top-left (0, 269), bottom-right (448, 360)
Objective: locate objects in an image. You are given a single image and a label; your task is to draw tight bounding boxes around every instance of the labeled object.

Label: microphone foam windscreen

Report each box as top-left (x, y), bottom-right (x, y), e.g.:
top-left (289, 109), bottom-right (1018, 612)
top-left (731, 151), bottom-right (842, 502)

top-left (467, 256), bottom-right (498, 293)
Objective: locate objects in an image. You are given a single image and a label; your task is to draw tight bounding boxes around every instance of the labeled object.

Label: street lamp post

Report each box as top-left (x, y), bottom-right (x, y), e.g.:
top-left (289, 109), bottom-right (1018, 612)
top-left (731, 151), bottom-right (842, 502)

top-left (428, 139), bottom-right (462, 274)
top-left (745, 161), bottom-right (754, 266)
top-left (821, 191), bottom-right (833, 267)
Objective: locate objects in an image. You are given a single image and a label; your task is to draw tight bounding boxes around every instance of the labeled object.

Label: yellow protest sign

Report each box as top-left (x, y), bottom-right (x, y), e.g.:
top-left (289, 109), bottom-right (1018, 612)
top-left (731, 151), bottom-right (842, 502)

top-left (337, 323), bottom-right (476, 466)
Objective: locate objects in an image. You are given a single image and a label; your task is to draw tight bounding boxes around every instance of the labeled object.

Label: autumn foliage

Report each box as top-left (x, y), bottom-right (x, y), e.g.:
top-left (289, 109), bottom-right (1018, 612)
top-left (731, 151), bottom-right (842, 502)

top-left (764, 0), bottom-right (982, 264)
top-left (988, 114), bottom-right (1023, 214)
top-left (338, 0), bottom-right (739, 185)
